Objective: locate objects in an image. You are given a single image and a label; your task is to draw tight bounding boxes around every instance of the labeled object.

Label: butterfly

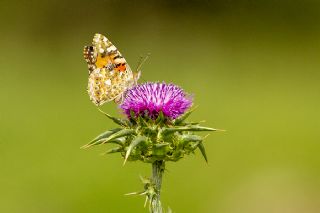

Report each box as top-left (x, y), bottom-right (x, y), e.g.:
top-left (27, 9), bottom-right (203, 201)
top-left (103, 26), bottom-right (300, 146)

top-left (83, 33), bottom-right (142, 106)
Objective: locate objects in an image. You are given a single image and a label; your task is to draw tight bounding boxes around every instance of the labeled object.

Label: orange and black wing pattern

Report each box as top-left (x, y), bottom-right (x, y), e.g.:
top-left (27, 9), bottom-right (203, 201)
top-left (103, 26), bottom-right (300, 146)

top-left (83, 33), bottom-right (137, 106)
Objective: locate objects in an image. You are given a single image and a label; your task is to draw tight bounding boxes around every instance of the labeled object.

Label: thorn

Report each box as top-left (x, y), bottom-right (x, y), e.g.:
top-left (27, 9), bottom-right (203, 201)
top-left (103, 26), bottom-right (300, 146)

top-left (80, 144), bottom-right (88, 149)
top-left (191, 105), bottom-right (199, 111)
top-left (124, 192), bottom-right (137, 196)
top-left (123, 136), bottom-right (146, 166)
top-left (123, 149), bottom-right (131, 166)
top-left (97, 107), bottom-right (106, 115)
top-left (124, 191), bottom-right (147, 196)
top-left (139, 175), bottom-right (145, 182)
top-left (140, 191), bottom-right (147, 196)
top-left (144, 196), bottom-right (148, 208)
top-left (203, 134), bottom-right (210, 139)
top-left (123, 159), bottom-right (127, 166)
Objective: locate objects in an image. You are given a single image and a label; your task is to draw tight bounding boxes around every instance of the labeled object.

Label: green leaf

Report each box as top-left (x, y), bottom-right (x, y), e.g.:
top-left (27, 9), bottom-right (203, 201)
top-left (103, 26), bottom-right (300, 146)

top-left (162, 125), bottom-right (218, 135)
top-left (137, 115), bottom-right (149, 127)
top-left (130, 110), bottom-right (136, 119)
top-left (144, 126), bottom-right (158, 135)
top-left (181, 135), bottom-right (202, 145)
top-left (198, 142), bottom-right (208, 163)
top-left (182, 122), bottom-right (200, 125)
top-left (100, 129), bottom-right (136, 144)
top-left (102, 146), bottom-right (123, 154)
top-left (81, 128), bottom-right (122, 149)
top-left (82, 129), bottom-right (136, 149)
top-left (173, 106), bottom-right (197, 125)
top-left (154, 143), bottom-right (170, 148)
top-left (108, 137), bottom-right (126, 146)
top-left (84, 137), bottom-right (125, 149)
top-left (128, 110), bottom-right (137, 125)
top-left (155, 111), bottom-right (164, 124)
top-left (124, 135), bottom-right (147, 165)
top-left (153, 143), bottom-right (170, 157)
top-left (98, 108), bottom-right (128, 126)
top-left (189, 141), bottom-right (200, 150)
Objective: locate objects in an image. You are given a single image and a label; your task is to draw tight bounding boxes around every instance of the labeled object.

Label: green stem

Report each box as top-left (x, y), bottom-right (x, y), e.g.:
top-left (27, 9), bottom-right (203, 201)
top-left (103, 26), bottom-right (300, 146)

top-left (150, 160), bottom-right (165, 213)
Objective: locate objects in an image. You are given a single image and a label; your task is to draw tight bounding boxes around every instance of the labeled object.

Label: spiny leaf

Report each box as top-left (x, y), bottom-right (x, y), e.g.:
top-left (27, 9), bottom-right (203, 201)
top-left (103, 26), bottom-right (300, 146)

top-left (162, 125), bottom-right (219, 135)
top-left (153, 143), bottom-right (170, 156)
top-left (154, 143), bottom-right (170, 148)
top-left (144, 126), bottom-right (158, 135)
top-left (102, 146), bottom-right (123, 154)
top-left (100, 129), bottom-right (136, 145)
top-left (124, 135), bottom-right (147, 165)
top-left (181, 134), bottom-right (202, 145)
top-left (129, 110), bottom-right (137, 125)
top-left (98, 108), bottom-right (128, 126)
top-left (198, 142), bottom-right (208, 163)
top-left (173, 106), bottom-right (198, 125)
top-left (130, 110), bottom-right (136, 119)
top-left (137, 115), bottom-right (149, 127)
top-left (155, 111), bottom-right (164, 125)
top-left (108, 137), bottom-right (126, 146)
top-left (182, 122), bottom-right (200, 125)
top-left (189, 141), bottom-right (200, 150)
top-left (81, 128), bottom-right (122, 149)
top-left (83, 129), bottom-right (136, 149)
top-left (83, 137), bottom-right (125, 149)
top-left (124, 191), bottom-right (147, 196)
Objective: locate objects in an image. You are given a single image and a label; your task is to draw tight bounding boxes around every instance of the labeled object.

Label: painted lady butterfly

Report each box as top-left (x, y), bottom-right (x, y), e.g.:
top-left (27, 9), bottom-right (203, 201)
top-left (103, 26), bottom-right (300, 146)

top-left (83, 33), bottom-right (141, 106)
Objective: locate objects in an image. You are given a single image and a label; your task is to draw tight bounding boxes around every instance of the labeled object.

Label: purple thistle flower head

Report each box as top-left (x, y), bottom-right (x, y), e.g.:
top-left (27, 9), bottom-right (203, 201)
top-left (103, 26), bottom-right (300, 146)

top-left (120, 82), bottom-right (193, 120)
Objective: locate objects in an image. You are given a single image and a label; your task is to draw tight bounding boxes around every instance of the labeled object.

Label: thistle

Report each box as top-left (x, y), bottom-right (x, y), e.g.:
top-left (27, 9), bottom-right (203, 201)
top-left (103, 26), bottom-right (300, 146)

top-left (82, 82), bottom-right (220, 213)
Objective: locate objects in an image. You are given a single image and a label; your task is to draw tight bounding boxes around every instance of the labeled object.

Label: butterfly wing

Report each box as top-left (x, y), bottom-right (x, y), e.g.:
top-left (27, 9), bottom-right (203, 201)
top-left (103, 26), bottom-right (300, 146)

top-left (83, 46), bottom-right (96, 74)
top-left (84, 33), bottom-right (135, 106)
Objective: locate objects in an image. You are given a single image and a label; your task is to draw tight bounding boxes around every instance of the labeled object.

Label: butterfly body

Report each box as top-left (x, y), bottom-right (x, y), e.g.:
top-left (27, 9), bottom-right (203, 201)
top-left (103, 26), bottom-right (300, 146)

top-left (83, 33), bottom-right (137, 106)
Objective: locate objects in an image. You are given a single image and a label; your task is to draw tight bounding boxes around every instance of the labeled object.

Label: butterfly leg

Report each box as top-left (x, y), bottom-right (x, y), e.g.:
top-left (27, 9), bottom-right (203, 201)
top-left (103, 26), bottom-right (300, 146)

top-left (114, 92), bottom-right (125, 104)
top-left (133, 71), bottom-right (141, 85)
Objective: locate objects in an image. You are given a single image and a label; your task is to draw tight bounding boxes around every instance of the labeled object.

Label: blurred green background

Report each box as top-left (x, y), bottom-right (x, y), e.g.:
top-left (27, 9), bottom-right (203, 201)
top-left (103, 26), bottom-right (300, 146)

top-left (1, 0), bottom-right (320, 212)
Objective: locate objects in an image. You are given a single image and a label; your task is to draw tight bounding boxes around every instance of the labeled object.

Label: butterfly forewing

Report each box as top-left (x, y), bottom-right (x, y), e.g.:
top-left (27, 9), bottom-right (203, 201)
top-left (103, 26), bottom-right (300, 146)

top-left (83, 33), bottom-right (137, 106)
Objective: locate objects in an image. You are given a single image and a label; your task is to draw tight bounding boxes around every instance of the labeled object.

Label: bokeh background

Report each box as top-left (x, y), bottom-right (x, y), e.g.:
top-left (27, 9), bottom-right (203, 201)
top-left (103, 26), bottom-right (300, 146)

top-left (1, 0), bottom-right (320, 212)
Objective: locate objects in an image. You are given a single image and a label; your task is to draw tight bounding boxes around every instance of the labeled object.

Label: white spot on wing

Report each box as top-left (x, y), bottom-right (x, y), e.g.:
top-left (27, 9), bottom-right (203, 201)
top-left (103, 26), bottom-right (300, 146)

top-left (107, 45), bottom-right (117, 52)
top-left (105, 79), bottom-right (111, 86)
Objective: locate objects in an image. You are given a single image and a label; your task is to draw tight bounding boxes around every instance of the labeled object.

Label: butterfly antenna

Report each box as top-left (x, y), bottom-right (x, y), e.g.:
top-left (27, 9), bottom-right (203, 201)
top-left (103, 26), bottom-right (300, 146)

top-left (135, 53), bottom-right (150, 73)
top-left (136, 55), bottom-right (144, 70)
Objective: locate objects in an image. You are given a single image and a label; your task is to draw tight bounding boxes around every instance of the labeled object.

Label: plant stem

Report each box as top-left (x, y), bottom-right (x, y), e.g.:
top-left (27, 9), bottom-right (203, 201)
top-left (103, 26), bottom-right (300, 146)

top-left (150, 160), bottom-right (165, 213)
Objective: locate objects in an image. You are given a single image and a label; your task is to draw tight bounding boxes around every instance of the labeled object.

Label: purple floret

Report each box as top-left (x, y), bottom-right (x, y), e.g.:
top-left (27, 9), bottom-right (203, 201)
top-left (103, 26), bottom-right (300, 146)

top-left (120, 82), bottom-right (193, 120)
